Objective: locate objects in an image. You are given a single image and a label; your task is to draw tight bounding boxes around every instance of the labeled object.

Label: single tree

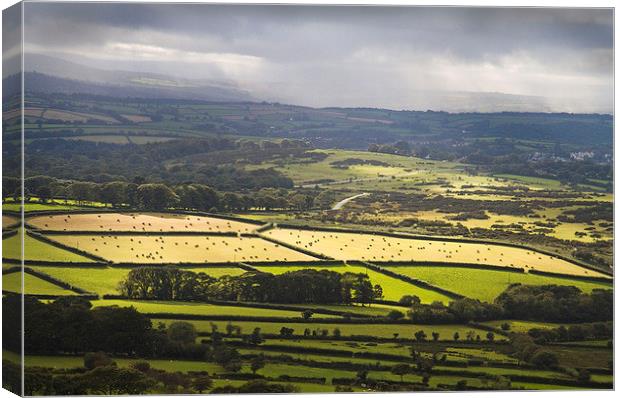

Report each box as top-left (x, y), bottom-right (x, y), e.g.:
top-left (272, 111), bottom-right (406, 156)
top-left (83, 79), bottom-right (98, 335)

top-left (250, 355), bottom-right (266, 375)
top-left (391, 364), bottom-right (411, 382)
top-left (192, 375), bottom-right (213, 393)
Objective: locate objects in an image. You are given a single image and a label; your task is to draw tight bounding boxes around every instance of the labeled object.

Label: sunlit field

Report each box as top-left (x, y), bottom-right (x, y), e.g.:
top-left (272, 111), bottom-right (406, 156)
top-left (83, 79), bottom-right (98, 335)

top-left (45, 234), bottom-right (318, 263)
top-left (264, 228), bottom-right (608, 278)
top-left (28, 212), bottom-right (260, 233)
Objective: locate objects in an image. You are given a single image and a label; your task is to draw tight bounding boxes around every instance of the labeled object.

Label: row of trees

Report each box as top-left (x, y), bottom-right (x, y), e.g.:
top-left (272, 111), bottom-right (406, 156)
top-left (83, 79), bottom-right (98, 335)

top-left (397, 283), bottom-right (613, 325)
top-left (119, 268), bottom-right (384, 305)
top-left (4, 175), bottom-right (336, 212)
top-left (527, 322), bottom-right (612, 344)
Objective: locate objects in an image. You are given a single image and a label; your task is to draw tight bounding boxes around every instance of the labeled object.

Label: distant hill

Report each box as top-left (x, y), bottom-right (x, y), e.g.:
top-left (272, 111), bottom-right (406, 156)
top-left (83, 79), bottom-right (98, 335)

top-left (5, 53), bottom-right (254, 102)
top-left (14, 72), bottom-right (253, 102)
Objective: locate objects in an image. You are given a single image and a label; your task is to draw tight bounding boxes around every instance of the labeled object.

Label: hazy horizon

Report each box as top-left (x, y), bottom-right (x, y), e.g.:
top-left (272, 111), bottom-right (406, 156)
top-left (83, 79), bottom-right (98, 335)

top-left (10, 3), bottom-right (615, 113)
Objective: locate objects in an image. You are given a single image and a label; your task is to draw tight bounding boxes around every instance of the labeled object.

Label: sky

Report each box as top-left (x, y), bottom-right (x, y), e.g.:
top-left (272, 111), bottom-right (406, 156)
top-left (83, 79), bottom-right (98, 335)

top-left (15, 2), bottom-right (615, 113)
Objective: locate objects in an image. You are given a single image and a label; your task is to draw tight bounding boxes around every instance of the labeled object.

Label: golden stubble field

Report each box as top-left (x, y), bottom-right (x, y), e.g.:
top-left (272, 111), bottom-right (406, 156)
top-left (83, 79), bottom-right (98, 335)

top-left (264, 228), bottom-right (609, 278)
top-left (46, 234), bottom-right (317, 263)
top-left (28, 212), bottom-right (260, 233)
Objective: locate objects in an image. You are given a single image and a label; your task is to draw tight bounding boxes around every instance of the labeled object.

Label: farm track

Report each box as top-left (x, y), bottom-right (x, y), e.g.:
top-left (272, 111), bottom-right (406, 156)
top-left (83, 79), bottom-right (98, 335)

top-left (331, 193), bottom-right (370, 210)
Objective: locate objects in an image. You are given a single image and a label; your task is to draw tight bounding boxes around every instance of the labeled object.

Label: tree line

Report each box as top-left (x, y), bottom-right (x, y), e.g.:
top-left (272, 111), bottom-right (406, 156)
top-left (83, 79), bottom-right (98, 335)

top-left (118, 268), bottom-right (384, 305)
top-left (398, 283), bottom-right (612, 325)
top-left (11, 136), bottom-right (315, 191)
top-left (3, 175), bottom-right (336, 212)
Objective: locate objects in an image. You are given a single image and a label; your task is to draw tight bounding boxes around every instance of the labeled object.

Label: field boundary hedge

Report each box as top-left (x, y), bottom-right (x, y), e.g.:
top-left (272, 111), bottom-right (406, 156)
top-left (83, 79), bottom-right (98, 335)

top-left (23, 208), bottom-right (267, 226)
top-left (34, 230), bottom-right (242, 237)
top-left (2, 292), bottom-right (99, 300)
top-left (2, 229), bottom-right (19, 239)
top-left (257, 234), bottom-right (331, 260)
top-left (2, 258), bottom-right (108, 267)
top-left (527, 269), bottom-right (612, 284)
top-left (270, 223), bottom-right (612, 276)
top-left (237, 262), bottom-right (260, 272)
top-left (103, 260), bottom-right (339, 268)
top-left (2, 266), bottom-right (21, 275)
top-left (467, 322), bottom-right (511, 337)
top-left (2, 225), bottom-right (21, 235)
top-left (254, 223), bottom-right (275, 233)
top-left (99, 296), bottom-right (374, 318)
top-left (3, 266), bottom-right (97, 296)
top-left (253, 260), bottom-right (346, 267)
top-left (372, 261), bottom-right (526, 274)
top-left (230, 341), bottom-right (469, 366)
top-left (22, 266), bottom-right (96, 295)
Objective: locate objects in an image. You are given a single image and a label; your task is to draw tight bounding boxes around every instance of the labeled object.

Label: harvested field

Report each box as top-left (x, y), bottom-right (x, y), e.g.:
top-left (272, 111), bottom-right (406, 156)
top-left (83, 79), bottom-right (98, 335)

top-left (264, 228), bottom-right (609, 278)
top-left (28, 212), bottom-right (261, 233)
top-left (44, 234), bottom-right (317, 263)
top-left (2, 215), bottom-right (19, 229)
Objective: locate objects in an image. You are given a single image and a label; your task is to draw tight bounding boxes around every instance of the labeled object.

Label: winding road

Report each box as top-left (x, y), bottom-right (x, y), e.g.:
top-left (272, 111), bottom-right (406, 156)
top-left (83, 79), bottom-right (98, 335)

top-left (331, 192), bottom-right (370, 210)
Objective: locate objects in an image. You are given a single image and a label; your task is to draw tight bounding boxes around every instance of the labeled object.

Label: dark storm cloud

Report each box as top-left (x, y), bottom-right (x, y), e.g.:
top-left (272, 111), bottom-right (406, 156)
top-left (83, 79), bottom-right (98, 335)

top-left (21, 2), bottom-right (613, 112)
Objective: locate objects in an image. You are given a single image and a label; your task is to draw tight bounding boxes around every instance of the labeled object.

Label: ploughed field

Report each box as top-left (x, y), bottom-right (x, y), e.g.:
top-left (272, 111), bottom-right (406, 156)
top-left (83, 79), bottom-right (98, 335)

top-left (263, 228), bottom-right (609, 278)
top-left (27, 212), bottom-right (259, 233)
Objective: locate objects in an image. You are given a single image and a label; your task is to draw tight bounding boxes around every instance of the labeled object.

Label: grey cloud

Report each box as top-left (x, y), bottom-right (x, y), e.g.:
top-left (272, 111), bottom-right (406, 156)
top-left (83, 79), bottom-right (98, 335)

top-left (20, 3), bottom-right (614, 113)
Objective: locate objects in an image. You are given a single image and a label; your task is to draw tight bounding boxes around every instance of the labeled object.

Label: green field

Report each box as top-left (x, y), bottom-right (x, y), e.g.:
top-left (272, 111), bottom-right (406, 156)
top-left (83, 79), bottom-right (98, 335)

top-left (2, 349), bottom-right (597, 392)
top-left (2, 232), bottom-right (95, 263)
top-left (270, 302), bottom-right (413, 317)
top-left (385, 266), bottom-right (612, 302)
top-left (493, 174), bottom-right (563, 189)
top-left (30, 266), bottom-right (246, 296)
top-left (255, 264), bottom-right (451, 303)
top-left (90, 299), bottom-right (340, 319)
top-left (3, 272), bottom-right (76, 296)
top-left (161, 319), bottom-right (502, 340)
top-left (245, 338), bottom-right (514, 363)
top-left (3, 202), bottom-right (93, 212)
top-left (481, 320), bottom-right (567, 333)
